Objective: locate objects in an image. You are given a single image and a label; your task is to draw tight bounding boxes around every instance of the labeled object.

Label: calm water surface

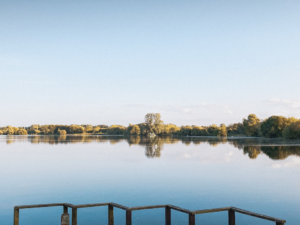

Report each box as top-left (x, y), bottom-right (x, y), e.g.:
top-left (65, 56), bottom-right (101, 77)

top-left (1, 135), bottom-right (300, 225)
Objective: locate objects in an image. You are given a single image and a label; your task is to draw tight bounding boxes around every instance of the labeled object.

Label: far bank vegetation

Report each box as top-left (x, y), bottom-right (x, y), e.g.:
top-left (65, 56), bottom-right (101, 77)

top-left (1, 113), bottom-right (300, 139)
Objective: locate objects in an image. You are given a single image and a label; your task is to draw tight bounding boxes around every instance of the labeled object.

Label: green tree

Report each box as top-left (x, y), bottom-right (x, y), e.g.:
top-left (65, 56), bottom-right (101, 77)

top-left (69, 125), bottom-right (85, 134)
top-left (260, 116), bottom-right (289, 138)
top-left (283, 121), bottom-right (300, 139)
top-left (207, 124), bottom-right (219, 136)
top-left (144, 113), bottom-right (164, 135)
top-left (84, 125), bottom-right (93, 133)
top-left (166, 124), bottom-right (180, 134)
top-left (130, 125), bottom-right (141, 135)
top-left (218, 124), bottom-right (227, 137)
top-left (93, 126), bottom-right (101, 133)
top-left (243, 114), bottom-right (260, 136)
top-left (33, 129), bottom-right (41, 135)
top-left (181, 125), bottom-right (193, 136)
top-left (227, 123), bottom-right (244, 135)
top-left (108, 125), bottom-right (126, 134)
top-left (58, 129), bottom-right (67, 135)
top-left (5, 126), bottom-right (15, 135)
top-left (17, 129), bottom-right (28, 135)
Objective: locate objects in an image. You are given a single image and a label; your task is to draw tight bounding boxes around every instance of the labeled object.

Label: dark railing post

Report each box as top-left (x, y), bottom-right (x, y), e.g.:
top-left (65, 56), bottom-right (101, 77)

top-left (276, 223), bottom-right (284, 225)
top-left (108, 204), bottom-right (114, 225)
top-left (14, 208), bottom-right (19, 225)
top-left (72, 208), bottom-right (77, 225)
top-left (64, 205), bottom-right (68, 214)
top-left (189, 213), bottom-right (195, 225)
top-left (165, 206), bottom-right (171, 225)
top-left (229, 209), bottom-right (235, 225)
top-left (126, 210), bottom-right (132, 225)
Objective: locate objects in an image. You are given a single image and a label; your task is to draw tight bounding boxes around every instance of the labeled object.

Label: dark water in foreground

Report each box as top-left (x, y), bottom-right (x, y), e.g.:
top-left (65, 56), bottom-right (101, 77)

top-left (1, 135), bottom-right (300, 225)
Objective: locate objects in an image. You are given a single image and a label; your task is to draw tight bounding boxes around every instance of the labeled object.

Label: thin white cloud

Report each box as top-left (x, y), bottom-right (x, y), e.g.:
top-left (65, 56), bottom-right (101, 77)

top-left (122, 103), bottom-right (236, 126)
top-left (271, 158), bottom-right (300, 169)
top-left (123, 103), bottom-right (233, 115)
top-left (268, 99), bottom-right (300, 109)
top-left (224, 109), bottom-right (233, 115)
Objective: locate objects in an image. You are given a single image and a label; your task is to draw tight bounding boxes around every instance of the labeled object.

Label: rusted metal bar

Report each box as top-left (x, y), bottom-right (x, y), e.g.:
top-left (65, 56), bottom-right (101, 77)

top-left (13, 207), bottom-right (19, 225)
top-left (228, 209), bottom-right (235, 225)
top-left (231, 207), bottom-right (286, 223)
top-left (165, 206), bottom-right (171, 225)
top-left (75, 203), bottom-right (109, 208)
top-left (193, 207), bottom-right (231, 214)
top-left (108, 204), bottom-right (114, 225)
top-left (64, 203), bottom-right (75, 208)
top-left (109, 202), bottom-right (129, 210)
top-left (168, 204), bottom-right (192, 214)
top-left (276, 222), bottom-right (285, 225)
top-left (63, 205), bottom-right (68, 214)
top-left (129, 205), bottom-right (167, 211)
top-left (126, 210), bottom-right (132, 225)
top-left (15, 203), bottom-right (69, 209)
top-left (72, 208), bottom-right (77, 225)
top-left (189, 213), bottom-right (195, 225)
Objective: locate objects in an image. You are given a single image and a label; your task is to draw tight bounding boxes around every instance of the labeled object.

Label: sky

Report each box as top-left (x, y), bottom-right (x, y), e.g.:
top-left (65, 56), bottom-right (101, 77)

top-left (1, 0), bottom-right (300, 127)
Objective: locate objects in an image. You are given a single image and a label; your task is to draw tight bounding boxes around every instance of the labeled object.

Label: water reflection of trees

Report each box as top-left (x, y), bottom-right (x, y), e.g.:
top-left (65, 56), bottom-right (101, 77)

top-left (2, 135), bottom-right (300, 160)
top-left (243, 146), bottom-right (261, 159)
top-left (180, 137), bottom-right (300, 160)
top-left (260, 146), bottom-right (300, 160)
top-left (128, 136), bottom-right (179, 158)
top-left (230, 140), bottom-right (300, 160)
top-left (239, 145), bottom-right (300, 160)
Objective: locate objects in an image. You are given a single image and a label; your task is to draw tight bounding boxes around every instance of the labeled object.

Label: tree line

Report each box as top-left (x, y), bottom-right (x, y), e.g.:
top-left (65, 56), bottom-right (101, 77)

top-left (1, 113), bottom-right (300, 139)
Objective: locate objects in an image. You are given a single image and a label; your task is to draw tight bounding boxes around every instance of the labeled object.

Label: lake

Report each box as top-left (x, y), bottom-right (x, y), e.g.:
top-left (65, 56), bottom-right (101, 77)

top-left (1, 135), bottom-right (300, 225)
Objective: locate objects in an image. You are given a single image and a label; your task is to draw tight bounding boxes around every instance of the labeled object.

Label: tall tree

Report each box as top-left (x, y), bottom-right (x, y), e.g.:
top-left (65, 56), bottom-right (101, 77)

top-left (144, 113), bottom-right (164, 135)
top-left (283, 121), bottom-right (300, 139)
top-left (243, 114), bottom-right (261, 136)
top-left (260, 116), bottom-right (289, 138)
top-left (218, 124), bottom-right (227, 137)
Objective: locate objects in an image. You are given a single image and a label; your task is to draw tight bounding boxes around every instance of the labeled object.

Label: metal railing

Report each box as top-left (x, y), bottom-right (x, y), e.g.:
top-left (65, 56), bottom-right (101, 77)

top-left (14, 202), bottom-right (286, 225)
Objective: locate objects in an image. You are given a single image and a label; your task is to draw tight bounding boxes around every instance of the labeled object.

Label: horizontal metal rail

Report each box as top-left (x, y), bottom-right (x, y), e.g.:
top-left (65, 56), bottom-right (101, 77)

top-left (193, 207), bottom-right (231, 214)
top-left (14, 203), bottom-right (75, 209)
top-left (231, 207), bottom-right (286, 223)
top-left (13, 202), bottom-right (286, 225)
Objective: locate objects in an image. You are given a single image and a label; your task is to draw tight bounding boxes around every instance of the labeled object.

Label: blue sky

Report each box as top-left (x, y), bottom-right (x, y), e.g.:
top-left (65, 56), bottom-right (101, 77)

top-left (1, 0), bottom-right (300, 126)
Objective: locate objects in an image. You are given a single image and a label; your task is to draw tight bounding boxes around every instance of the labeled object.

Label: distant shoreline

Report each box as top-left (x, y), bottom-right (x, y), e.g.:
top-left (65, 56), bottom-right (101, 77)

top-left (1, 113), bottom-right (300, 139)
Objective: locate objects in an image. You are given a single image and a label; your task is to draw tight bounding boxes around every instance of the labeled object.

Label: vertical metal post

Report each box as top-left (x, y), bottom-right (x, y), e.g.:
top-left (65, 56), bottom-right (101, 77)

top-left (14, 208), bottom-right (19, 225)
top-left (126, 210), bottom-right (132, 225)
top-left (165, 206), bottom-right (171, 225)
top-left (229, 209), bottom-right (235, 225)
top-left (72, 208), bottom-right (77, 225)
top-left (276, 223), bottom-right (284, 225)
top-left (108, 204), bottom-right (114, 225)
top-left (63, 205), bottom-right (68, 214)
top-left (189, 213), bottom-right (195, 225)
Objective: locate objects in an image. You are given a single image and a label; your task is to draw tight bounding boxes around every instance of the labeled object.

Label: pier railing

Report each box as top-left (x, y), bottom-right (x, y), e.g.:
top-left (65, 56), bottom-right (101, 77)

top-left (14, 202), bottom-right (286, 225)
